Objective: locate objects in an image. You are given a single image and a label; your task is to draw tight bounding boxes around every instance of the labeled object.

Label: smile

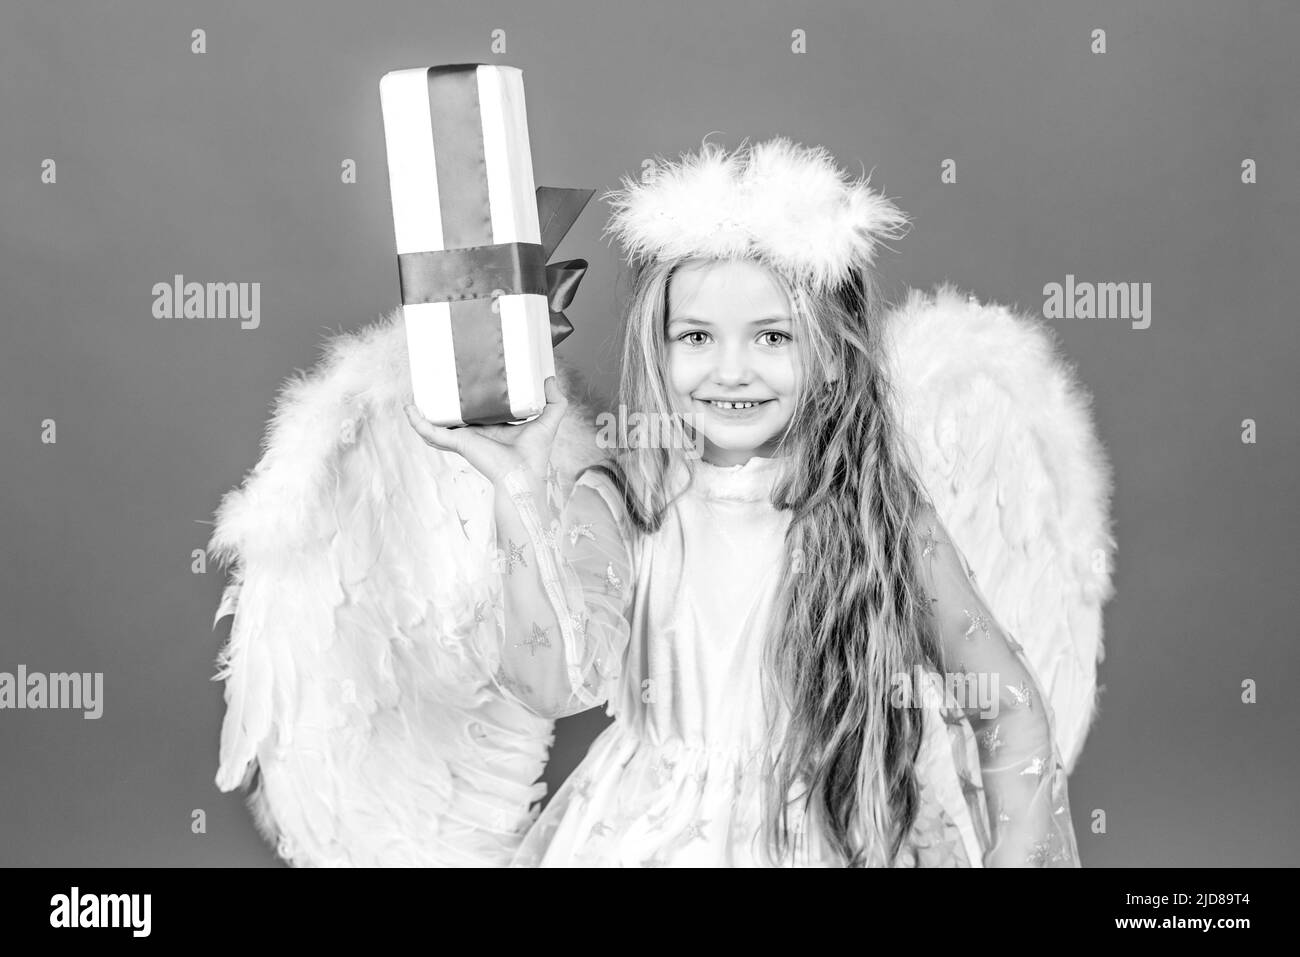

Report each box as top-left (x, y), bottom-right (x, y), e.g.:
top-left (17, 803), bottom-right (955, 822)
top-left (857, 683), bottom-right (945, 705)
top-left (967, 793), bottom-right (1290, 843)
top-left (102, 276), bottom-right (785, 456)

top-left (698, 398), bottom-right (772, 416)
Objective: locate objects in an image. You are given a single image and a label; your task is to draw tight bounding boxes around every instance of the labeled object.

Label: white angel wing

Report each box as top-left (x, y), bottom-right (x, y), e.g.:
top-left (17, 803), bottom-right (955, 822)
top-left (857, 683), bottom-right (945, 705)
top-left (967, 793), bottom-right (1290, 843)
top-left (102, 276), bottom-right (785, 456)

top-left (208, 306), bottom-right (605, 866)
top-left (884, 283), bottom-right (1115, 773)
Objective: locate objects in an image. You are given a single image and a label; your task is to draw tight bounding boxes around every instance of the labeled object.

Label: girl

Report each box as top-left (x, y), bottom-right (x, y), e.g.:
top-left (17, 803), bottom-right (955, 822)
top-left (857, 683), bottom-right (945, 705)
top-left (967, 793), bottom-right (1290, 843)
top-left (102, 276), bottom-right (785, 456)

top-left (405, 137), bottom-right (1080, 867)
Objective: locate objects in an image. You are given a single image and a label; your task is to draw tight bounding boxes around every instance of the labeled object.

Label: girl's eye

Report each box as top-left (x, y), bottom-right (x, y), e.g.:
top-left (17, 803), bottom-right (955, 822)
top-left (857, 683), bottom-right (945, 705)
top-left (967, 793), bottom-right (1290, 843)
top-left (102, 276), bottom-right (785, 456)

top-left (675, 331), bottom-right (791, 346)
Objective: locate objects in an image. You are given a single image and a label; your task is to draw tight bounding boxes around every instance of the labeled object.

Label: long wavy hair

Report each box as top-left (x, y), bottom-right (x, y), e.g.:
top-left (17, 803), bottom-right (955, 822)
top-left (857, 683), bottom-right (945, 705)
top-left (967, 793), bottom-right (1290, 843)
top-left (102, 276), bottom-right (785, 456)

top-left (590, 253), bottom-right (944, 867)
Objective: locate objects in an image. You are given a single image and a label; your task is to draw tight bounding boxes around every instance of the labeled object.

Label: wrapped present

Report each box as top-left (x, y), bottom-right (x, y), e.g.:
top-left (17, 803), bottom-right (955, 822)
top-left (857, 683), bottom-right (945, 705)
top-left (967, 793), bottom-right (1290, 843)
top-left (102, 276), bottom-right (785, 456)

top-left (379, 63), bottom-right (593, 426)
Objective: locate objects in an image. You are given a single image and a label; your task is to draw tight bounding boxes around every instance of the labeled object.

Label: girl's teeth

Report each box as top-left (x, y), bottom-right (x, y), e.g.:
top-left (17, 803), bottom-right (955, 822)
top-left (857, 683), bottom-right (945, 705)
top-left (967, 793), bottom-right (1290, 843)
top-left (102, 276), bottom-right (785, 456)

top-left (711, 401), bottom-right (760, 409)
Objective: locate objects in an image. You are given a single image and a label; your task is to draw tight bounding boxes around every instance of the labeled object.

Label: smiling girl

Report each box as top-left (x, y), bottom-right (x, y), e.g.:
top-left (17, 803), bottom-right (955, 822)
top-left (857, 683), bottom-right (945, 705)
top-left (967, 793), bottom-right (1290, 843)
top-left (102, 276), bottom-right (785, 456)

top-left (405, 137), bottom-right (1080, 867)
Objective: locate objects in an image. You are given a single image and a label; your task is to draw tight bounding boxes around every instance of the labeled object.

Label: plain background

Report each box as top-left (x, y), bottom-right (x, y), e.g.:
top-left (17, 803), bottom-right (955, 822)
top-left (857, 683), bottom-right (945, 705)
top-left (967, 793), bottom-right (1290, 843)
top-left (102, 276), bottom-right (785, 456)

top-left (2, 0), bottom-right (1297, 866)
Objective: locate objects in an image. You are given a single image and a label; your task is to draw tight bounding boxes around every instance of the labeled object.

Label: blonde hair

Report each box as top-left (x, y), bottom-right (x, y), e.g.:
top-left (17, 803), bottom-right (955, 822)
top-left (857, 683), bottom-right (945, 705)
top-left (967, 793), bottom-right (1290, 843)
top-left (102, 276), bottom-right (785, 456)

top-left (591, 255), bottom-right (941, 866)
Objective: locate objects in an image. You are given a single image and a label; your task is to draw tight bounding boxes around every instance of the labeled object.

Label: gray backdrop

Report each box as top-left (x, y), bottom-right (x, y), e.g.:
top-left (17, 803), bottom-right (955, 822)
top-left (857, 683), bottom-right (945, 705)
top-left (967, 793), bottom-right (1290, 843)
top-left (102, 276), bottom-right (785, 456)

top-left (2, 0), bottom-right (1296, 866)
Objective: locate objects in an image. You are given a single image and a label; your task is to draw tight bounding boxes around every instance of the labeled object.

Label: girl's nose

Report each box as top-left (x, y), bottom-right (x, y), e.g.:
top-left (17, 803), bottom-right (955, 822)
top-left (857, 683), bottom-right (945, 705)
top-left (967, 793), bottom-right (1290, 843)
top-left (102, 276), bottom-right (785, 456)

top-left (713, 340), bottom-right (753, 383)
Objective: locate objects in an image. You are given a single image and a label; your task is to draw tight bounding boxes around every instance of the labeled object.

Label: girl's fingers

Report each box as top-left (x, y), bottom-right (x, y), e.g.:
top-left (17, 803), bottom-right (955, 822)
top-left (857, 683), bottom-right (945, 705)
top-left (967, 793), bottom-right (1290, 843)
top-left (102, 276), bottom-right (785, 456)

top-left (405, 403), bottom-right (464, 454)
top-left (539, 376), bottom-right (569, 432)
top-left (543, 375), bottom-right (567, 408)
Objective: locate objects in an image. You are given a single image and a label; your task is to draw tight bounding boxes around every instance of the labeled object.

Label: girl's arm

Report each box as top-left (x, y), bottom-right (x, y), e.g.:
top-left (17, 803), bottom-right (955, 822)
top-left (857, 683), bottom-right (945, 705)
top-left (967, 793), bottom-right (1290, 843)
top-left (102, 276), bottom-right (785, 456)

top-left (915, 508), bottom-right (1082, 868)
top-left (487, 463), bottom-right (634, 720)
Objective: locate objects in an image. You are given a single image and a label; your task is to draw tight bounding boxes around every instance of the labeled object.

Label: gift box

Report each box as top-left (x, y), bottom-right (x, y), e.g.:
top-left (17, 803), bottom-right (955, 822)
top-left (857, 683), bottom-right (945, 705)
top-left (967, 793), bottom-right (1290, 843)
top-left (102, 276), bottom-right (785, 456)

top-left (379, 64), bottom-right (593, 426)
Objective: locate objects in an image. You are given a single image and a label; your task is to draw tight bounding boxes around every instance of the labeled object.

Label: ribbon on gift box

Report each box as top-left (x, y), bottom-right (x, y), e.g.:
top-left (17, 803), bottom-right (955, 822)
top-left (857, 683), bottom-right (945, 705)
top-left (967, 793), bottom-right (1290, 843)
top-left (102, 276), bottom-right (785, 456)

top-left (394, 65), bottom-right (593, 425)
top-left (397, 186), bottom-right (593, 349)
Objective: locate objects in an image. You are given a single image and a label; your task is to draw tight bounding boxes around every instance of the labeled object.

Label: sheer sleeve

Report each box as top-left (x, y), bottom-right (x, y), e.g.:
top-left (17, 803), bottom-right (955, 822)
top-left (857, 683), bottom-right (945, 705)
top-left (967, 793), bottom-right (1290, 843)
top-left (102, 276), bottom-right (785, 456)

top-left (485, 461), bottom-right (634, 720)
top-left (916, 509), bottom-right (1081, 867)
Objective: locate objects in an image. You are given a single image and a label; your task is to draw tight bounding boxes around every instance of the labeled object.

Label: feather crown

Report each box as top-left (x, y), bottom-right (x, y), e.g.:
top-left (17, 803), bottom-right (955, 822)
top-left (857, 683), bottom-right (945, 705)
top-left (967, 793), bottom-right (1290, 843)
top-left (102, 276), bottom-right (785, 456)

top-left (600, 135), bottom-right (911, 292)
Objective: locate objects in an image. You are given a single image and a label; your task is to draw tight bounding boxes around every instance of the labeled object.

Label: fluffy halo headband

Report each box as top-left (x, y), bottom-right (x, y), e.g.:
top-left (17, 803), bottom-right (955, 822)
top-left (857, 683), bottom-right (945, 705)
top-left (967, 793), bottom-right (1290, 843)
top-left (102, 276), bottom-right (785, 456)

top-left (600, 135), bottom-right (911, 293)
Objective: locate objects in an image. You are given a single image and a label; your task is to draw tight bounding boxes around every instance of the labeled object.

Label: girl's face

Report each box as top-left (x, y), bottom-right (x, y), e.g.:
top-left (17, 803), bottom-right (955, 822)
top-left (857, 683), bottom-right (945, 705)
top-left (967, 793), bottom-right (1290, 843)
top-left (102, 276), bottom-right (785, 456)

top-left (665, 258), bottom-right (801, 467)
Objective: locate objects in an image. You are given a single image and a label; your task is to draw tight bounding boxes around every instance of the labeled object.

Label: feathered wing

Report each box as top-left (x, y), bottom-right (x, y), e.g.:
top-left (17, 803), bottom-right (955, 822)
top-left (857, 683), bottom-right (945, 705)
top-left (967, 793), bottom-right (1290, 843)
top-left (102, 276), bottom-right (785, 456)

top-left (208, 305), bottom-right (606, 866)
top-left (884, 284), bottom-right (1115, 773)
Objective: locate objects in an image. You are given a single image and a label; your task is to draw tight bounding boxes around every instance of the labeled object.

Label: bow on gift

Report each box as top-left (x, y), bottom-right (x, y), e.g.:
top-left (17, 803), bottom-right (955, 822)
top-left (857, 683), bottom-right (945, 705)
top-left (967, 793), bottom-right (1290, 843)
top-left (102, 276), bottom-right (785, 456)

top-left (396, 185), bottom-right (593, 425)
top-left (533, 185), bottom-right (594, 347)
top-left (397, 185), bottom-right (594, 347)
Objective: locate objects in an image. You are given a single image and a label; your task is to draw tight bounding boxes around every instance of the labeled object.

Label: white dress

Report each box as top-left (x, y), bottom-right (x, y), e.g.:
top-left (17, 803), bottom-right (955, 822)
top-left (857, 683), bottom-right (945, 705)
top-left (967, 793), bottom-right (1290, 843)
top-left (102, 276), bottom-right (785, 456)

top-left (485, 454), bottom-right (1080, 867)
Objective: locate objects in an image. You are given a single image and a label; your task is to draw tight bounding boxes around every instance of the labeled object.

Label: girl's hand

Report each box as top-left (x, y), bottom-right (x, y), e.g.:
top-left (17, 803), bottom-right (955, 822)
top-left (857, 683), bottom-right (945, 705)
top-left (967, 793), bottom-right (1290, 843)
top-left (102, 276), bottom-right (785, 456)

top-left (404, 375), bottom-right (569, 485)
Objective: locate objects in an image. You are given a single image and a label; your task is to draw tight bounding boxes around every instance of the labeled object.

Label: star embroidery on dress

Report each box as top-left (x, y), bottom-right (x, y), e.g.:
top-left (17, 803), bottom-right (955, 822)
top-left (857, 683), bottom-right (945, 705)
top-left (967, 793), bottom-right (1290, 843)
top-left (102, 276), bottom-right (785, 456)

top-left (1006, 681), bottom-right (1035, 710)
top-left (517, 622), bottom-right (551, 657)
top-left (978, 723), bottom-right (1004, 757)
top-left (919, 524), bottom-right (943, 561)
top-left (501, 538), bottom-right (527, 574)
top-left (541, 519), bottom-right (561, 551)
top-left (1026, 839), bottom-right (1054, 866)
top-left (603, 562), bottom-right (623, 595)
top-left (1019, 756), bottom-right (1047, 780)
top-left (963, 609), bottom-right (991, 640)
top-left (645, 806), bottom-right (671, 832)
top-left (567, 522), bottom-right (596, 547)
top-left (681, 819), bottom-right (710, 843)
top-left (649, 756), bottom-right (677, 785)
